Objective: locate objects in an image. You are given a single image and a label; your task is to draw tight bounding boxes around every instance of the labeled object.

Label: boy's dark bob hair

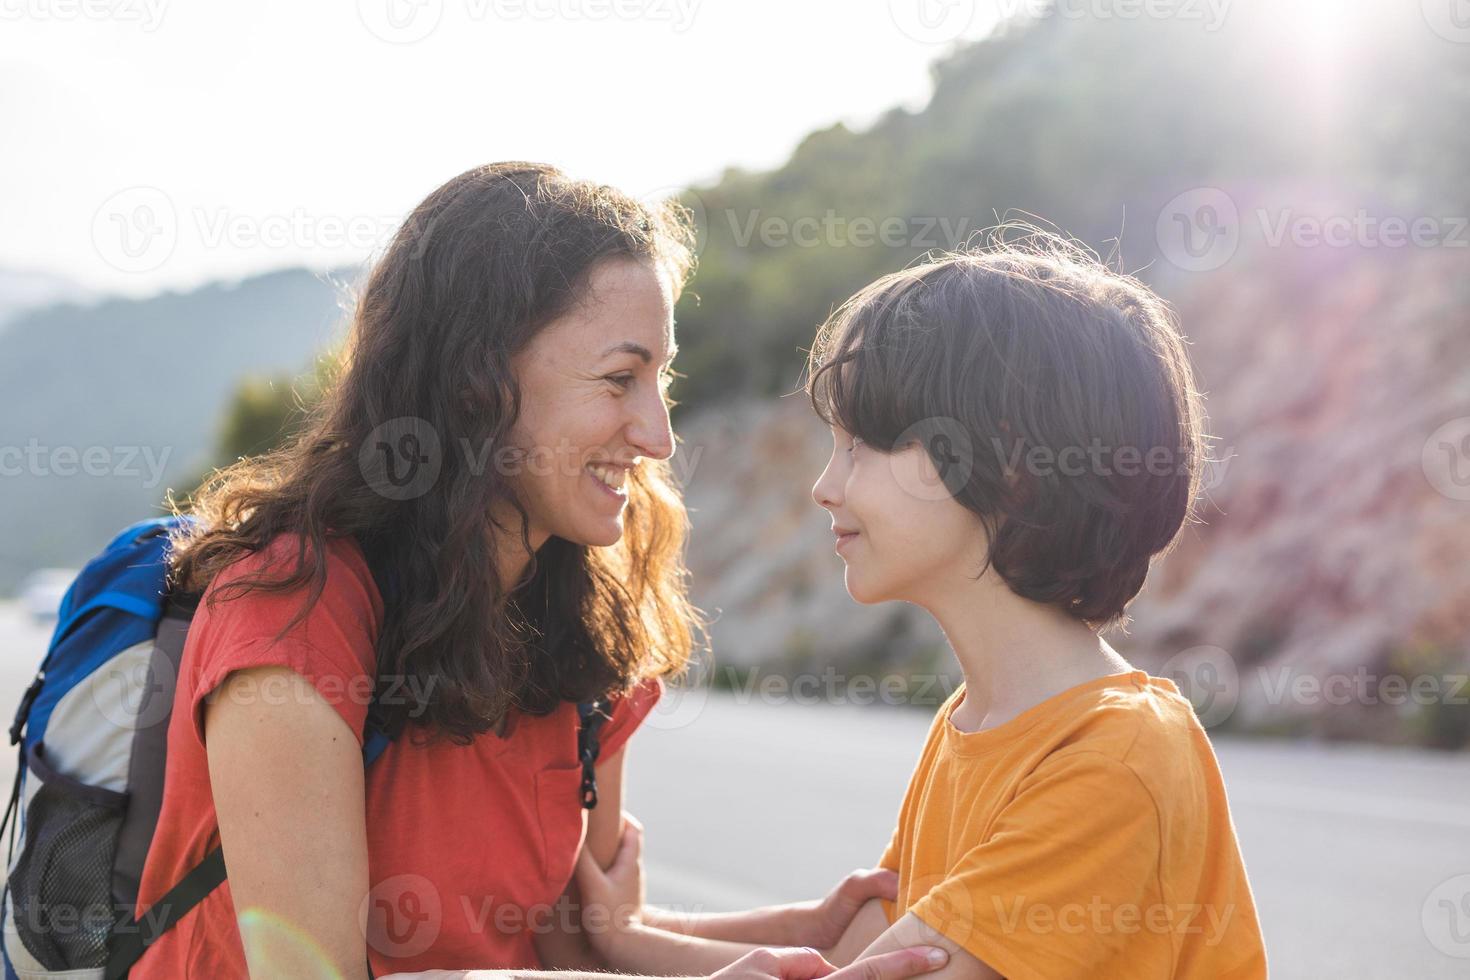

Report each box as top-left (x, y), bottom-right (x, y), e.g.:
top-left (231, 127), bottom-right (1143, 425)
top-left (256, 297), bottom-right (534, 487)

top-left (806, 227), bottom-right (1208, 630)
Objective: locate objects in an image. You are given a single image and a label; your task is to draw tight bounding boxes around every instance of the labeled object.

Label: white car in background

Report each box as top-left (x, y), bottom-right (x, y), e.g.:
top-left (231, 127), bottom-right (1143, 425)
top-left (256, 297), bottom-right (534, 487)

top-left (17, 568), bottom-right (77, 624)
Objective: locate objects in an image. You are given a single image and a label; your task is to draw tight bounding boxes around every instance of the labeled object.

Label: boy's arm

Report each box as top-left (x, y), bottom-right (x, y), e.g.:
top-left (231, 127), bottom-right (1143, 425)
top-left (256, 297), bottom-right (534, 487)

top-left (823, 898), bottom-right (893, 967)
top-left (854, 913), bottom-right (1002, 980)
top-left (639, 868), bottom-right (898, 948)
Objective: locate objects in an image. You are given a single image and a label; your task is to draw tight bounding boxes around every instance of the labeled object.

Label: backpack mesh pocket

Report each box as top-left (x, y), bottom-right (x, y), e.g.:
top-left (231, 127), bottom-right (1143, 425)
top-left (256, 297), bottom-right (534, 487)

top-left (8, 742), bottom-right (127, 970)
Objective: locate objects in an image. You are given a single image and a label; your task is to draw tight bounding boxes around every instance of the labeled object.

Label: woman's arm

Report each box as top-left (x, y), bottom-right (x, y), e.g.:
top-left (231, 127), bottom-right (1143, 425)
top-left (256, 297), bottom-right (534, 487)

top-left (381, 943), bottom-right (950, 980)
top-left (205, 665), bottom-right (372, 980)
top-left (640, 869), bottom-right (899, 949)
top-left (532, 745), bottom-right (635, 971)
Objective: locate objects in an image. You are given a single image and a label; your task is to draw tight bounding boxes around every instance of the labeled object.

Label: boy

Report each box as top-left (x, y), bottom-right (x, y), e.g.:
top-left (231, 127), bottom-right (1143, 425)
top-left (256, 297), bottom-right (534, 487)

top-left (579, 234), bottom-right (1268, 979)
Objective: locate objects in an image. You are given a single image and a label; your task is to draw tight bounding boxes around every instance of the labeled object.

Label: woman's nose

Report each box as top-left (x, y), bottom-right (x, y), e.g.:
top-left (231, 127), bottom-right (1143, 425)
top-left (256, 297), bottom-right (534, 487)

top-left (628, 391), bottom-right (675, 461)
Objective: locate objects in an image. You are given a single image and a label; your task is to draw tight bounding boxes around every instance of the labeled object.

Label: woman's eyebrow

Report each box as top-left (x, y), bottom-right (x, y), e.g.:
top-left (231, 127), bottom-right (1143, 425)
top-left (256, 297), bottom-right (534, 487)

top-left (600, 341), bottom-right (679, 364)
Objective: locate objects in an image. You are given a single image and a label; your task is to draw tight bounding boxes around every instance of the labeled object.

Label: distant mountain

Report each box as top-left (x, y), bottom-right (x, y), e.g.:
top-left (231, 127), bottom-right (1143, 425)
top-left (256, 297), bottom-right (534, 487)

top-left (0, 267), bottom-right (351, 592)
top-left (0, 268), bottom-right (95, 330)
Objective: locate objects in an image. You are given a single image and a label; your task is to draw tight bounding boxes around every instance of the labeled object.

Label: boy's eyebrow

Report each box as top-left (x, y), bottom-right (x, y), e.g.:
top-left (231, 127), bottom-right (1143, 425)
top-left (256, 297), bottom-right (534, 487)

top-left (600, 341), bottom-right (679, 365)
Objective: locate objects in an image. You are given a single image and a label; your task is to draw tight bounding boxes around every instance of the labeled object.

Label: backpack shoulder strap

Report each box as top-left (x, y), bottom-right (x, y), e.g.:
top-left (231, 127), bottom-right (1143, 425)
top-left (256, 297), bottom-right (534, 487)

top-left (576, 697), bottom-right (613, 809)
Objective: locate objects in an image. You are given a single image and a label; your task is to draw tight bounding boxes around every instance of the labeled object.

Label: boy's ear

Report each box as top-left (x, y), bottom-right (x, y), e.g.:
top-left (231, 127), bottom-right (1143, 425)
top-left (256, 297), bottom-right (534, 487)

top-left (995, 419), bottom-right (1035, 508)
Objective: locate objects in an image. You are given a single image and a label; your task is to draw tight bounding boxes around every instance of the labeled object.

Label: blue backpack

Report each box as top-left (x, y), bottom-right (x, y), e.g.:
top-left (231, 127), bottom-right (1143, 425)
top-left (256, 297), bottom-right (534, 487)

top-left (1, 515), bottom-right (611, 979)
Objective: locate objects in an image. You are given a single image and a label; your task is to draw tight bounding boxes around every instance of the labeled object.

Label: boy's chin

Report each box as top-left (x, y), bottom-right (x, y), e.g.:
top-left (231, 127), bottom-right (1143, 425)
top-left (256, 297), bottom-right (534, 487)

top-left (843, 568), bottom-right (892, 605)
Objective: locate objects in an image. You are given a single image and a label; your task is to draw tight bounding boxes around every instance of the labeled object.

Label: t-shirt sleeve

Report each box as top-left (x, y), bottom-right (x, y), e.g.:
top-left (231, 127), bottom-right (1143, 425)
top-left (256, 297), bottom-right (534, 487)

top-left (186, 539), bottom-right (380, 752)
top-left (596, 675), bottom-right (665, 760)
top-left (878, 830), bottom-right (901, 925)
top-left (907, 751), bottom-right (1171, 980)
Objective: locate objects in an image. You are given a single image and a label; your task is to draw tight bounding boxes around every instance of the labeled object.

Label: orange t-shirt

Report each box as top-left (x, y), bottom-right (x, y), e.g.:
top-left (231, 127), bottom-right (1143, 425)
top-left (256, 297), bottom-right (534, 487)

top-left (877, 672), bottom-right (1266, 979)
top-left (132, 532), bottom-right (662, 978)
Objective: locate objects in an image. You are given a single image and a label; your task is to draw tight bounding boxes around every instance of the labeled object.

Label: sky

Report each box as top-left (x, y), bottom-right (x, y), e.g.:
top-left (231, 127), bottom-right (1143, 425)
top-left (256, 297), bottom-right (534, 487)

top-left (0, 0), bottom-right (1009, 299)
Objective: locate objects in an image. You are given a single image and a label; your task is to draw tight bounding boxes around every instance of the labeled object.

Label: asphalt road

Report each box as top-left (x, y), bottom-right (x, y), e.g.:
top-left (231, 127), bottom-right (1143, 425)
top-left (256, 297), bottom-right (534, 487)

top-left (2, 603), bottom-right (1467, 978)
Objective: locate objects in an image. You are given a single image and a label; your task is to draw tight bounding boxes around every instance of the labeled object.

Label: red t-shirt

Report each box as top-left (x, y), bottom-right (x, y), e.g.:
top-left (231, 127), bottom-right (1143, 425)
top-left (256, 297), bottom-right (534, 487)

top-left (132, 532), bottom-right (662, 978)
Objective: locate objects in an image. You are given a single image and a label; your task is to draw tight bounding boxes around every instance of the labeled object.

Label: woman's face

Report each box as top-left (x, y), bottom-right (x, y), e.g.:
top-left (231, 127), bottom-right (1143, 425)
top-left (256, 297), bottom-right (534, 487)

top-left (507, 257), bottom-right (678, 550)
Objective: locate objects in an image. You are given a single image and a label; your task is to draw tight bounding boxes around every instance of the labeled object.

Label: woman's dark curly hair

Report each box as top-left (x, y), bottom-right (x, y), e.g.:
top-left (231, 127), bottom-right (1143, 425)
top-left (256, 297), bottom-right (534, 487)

top-left (168, 162), bottom-right (700, 743)
top-left (807, 228), bottom-right (1209, 631)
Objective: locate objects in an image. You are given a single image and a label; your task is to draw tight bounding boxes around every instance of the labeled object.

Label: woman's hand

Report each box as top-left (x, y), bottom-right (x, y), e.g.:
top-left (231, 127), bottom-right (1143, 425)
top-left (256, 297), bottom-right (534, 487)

top-left (787, 869), bottom-right (901, 950)
top-left (713, 944), bottom-right (948, 980)
top-left (574, 812), bottom-right (646, 956)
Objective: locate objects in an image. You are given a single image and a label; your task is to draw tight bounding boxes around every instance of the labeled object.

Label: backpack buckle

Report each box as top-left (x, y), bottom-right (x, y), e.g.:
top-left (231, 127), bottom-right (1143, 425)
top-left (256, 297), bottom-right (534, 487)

top-left (9, 672), bottom-right (45, 746)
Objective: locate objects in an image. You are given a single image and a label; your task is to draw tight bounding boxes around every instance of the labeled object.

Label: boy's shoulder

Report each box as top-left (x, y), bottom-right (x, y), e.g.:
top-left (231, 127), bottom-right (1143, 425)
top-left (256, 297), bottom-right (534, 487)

top-left (927, 671), bottom-right (1216, 792)
top-left (1037, 670), bottom-right (1222, 806)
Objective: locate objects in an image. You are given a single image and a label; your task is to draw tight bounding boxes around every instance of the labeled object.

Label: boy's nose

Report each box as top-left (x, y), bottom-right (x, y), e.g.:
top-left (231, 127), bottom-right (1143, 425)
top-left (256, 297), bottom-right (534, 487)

top-left (812, 462), bottom-right (842, 510)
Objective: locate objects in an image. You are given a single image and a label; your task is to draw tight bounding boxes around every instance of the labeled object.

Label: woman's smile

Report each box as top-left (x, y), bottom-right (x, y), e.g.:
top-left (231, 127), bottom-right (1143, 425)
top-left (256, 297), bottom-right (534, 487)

top-left (588, 461), bottom-right (630, 505)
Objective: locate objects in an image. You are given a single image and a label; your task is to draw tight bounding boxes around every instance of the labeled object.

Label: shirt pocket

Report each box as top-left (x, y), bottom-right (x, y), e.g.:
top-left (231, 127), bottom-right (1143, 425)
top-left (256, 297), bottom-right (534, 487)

top-left (534, 764), bottom-right (588, 892)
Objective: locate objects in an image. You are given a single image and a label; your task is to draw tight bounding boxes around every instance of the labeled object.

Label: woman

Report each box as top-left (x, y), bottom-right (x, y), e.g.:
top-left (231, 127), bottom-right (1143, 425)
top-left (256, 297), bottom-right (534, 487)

top-left (133, 163), bottom-right (945, 980)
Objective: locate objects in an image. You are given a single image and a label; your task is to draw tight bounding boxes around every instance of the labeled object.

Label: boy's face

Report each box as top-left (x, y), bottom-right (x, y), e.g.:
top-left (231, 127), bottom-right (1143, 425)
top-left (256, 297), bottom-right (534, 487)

top-left (812, 424), bottom-right (986, 605)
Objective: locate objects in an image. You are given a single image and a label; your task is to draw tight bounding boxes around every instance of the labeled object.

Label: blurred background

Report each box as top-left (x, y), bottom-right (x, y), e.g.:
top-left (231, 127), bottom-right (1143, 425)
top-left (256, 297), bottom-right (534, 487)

top-left (2, 0), bottom-right (1468, 976)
